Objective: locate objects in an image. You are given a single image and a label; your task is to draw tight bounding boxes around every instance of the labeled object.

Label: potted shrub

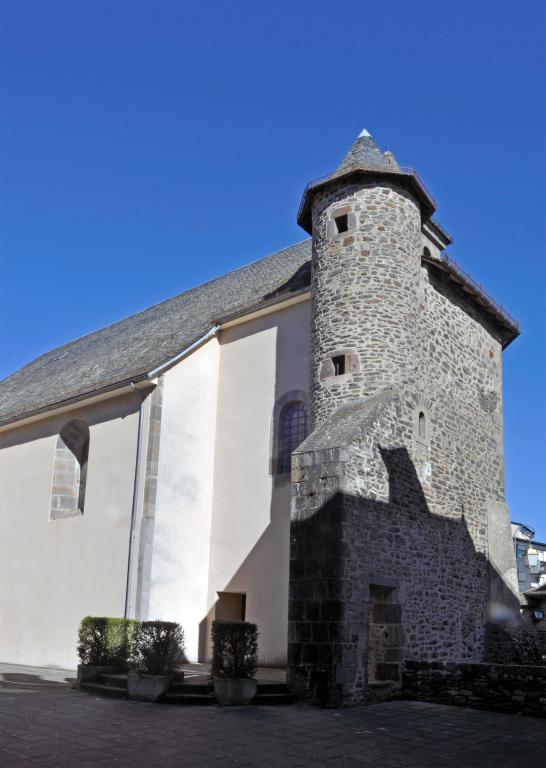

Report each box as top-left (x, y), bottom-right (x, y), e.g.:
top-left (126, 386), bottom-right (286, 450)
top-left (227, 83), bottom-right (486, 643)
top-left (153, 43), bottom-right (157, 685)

top-left (77, 616), bottom-right (137, 685)
top-left (127, 620), bottom-right (184, 702)
top-left (212, 620), bottom-right (259, 705)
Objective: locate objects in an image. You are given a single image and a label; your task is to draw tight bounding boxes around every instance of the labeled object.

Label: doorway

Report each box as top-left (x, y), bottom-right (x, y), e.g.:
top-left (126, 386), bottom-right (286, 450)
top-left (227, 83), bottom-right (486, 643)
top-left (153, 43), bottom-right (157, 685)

top-left (367, 584), bottom-right (403, 685)
top-left (215, 591), bottom-right (246, 622)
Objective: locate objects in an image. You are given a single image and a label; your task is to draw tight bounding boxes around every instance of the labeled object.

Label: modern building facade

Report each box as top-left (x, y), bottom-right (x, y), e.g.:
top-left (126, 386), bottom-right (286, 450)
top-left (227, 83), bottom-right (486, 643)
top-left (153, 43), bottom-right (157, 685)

top-left (0, 130), bottom-right (520, 703)
top-left (512, 522), bottom-right (546, 644)
top-left (512, 522), bottom-right (546, 595)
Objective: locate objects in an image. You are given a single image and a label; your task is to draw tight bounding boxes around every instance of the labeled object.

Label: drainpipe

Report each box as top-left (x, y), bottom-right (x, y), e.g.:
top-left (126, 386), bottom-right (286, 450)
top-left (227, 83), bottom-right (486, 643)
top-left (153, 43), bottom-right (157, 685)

top-left (124, 381), bottom-right (148, 618)
top-left (147, 325), bottom-right (220, 379)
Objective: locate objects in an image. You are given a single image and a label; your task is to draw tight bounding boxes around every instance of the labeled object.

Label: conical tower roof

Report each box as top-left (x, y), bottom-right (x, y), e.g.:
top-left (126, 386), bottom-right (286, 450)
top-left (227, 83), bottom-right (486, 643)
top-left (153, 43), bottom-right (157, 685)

top-left (297, 128), bottom-right (435, 233)
top-left (335, 129), bottom-right (396, 173)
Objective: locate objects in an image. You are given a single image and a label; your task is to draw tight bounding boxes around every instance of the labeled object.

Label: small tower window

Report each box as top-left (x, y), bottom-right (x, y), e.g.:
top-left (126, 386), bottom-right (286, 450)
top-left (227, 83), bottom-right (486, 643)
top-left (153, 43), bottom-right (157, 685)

top-left (334, 213), bottom-right (349, 234)
top-left (418, 411), bottom-right (426, 440)
top-left (332, 354), bottom-right (346, 376)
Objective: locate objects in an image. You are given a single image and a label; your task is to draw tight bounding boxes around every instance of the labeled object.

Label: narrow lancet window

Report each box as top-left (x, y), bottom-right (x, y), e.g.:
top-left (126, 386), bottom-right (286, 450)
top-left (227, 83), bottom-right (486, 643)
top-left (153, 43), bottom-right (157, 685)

top-left (418, 411), bottom-right (426, 440)
top-left (279, 402), bottom-right (308, 474)
top-left (50, 419), bottom-right (90, 519)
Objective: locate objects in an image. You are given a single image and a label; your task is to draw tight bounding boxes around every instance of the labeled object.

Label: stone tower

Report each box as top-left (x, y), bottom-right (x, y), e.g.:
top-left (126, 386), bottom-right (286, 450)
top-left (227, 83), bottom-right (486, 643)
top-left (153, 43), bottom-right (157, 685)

top-left (298, 128), bottom-right (434, 427)
top-left (288, 130), bottom-right (519, 706)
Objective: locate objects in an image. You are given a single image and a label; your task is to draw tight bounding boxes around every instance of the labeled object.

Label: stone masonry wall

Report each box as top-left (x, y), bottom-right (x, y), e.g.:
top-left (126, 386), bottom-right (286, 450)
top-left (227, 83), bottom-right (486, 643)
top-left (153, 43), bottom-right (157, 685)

top-left (289, 391), bottom-right (498, 705)
top-left (289, 445), bottom-right (350, 704)
top-left (402, 660), bottom-right (546, 718)
top-left (289, 170), bottom-right (516, 706)
top-left (309, 179), bottom-right (422, 429)
top-left (417, 265), bottom-right (506, 546)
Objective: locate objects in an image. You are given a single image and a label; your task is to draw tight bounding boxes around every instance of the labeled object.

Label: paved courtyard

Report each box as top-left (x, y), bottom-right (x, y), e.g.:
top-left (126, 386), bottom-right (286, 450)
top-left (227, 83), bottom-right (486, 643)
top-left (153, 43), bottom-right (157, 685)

top-left (0, 665), bottom-right (544, 767)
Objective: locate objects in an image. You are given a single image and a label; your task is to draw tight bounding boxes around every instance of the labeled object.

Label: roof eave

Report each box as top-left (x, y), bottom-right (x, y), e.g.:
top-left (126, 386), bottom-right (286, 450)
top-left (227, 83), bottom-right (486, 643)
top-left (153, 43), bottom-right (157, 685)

top-left (0, 374), bottom-right (153, 432)
top-left (427, 217), bottom-right (453, 246)
top-left (297, 166), bottom-right (436, 234)
top-left (215, 287), bottom-right (310, 327)
top-left (422, 252), bottom-right (520, 348)
top-left (0, 291), bottom-right (314, 430)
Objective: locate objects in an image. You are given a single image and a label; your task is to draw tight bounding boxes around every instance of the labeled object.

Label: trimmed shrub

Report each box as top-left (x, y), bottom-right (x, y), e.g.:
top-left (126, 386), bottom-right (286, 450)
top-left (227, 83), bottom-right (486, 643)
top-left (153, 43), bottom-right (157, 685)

top-left (77, 617), bottom-right (138, 667)
top-left (132, 621), bottom-right (184, 675)
top-left (211, 620), bottom-right (258, 679)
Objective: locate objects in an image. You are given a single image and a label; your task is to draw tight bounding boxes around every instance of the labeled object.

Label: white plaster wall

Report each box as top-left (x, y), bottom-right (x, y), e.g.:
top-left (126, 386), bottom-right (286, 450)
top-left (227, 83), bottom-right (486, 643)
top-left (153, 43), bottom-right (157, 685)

top-left (209, 300), bottom-right (311, 665)
top-left (148, 339), bottom-right (220, 662)
top-left (0, 394), bottom-right (141, 669)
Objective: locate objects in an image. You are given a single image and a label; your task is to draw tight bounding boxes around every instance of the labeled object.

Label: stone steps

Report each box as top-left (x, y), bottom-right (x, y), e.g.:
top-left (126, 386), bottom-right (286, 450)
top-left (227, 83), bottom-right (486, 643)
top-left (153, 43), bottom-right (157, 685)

top-left (256, 682), bottom-right (289, 695)
top-left (79, 680), bottom-right (127, 698)
top-left (165, 691), bottom-right (215, 705)
top-left (254, 690), bottom-right (295, 705)
top-left (170, 681), bottom-right (212, 694)
top-left (98, 672), bottom-right (128, 688)
top-left (79, 672), bottom-right (294, 705)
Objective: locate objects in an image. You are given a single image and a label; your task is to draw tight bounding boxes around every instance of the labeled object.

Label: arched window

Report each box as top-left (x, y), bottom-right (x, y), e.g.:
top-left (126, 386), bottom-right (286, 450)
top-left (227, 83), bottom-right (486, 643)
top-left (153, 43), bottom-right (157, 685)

top-left (279, 402), bottom-right (308, 474)
top-left (414, 407), bottom-right (430, 446)
top-left (50, 419), bottom-right (90, 520)
top-left (418, 411), bottom-right (426, 440)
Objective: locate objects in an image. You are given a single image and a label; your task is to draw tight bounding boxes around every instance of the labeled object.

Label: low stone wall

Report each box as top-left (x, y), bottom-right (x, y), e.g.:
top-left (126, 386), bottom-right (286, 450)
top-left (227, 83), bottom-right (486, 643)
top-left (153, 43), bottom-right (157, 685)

top-left (402, 661), bottom-right (546, 718)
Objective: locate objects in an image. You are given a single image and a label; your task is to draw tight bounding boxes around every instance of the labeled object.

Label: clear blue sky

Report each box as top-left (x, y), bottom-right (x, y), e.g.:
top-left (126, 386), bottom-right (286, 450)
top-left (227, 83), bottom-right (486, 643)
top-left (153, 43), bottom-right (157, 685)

top-left (1, 1), bottom-right (545, 537)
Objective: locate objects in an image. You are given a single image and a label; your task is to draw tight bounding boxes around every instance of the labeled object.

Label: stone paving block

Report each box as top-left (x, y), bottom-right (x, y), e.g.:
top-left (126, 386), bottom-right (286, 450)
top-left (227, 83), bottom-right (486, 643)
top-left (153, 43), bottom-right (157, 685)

top-left (0, 669), bottom-right (545, 767)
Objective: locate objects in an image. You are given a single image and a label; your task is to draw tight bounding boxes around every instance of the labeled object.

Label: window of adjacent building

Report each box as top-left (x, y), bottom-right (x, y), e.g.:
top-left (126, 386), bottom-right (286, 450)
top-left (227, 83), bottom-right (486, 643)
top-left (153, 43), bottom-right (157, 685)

top-left (279, 401), bottom-right (308, 474)
top-left (332, 354), bottom-right (346, 376)
top-left (334, 213), bottom-right (349, 234)
top-left (516, 544), bottom-right (528, 559)
top-left (50, 419), bottom-right (90, 520)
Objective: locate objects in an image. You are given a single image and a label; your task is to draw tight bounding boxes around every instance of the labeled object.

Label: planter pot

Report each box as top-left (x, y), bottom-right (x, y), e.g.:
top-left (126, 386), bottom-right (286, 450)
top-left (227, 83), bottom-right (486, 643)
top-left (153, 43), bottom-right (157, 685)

top-left (77, 664), bottom-right (118, 686)
top-left (214, 677), bottom-right (257, 706)
top-left (127, 672), bottom-right (171, 702)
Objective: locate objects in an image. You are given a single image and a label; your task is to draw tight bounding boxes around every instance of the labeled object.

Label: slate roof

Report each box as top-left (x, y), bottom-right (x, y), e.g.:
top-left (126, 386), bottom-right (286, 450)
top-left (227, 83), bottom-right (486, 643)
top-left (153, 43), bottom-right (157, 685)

top-left (0, 240), bottom-right (312, 427)
top-left (335, 129), bottom-right (401, 175)
top-left (298, 129), bottom-right (436, 232)
top-left (295, 389), bottom-right (397, 453)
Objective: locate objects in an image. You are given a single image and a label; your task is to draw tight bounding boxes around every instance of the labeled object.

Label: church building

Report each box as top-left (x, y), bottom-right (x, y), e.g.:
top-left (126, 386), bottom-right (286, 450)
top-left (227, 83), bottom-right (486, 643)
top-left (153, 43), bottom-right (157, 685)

top-left (0, 130), bottom-right (520, 704)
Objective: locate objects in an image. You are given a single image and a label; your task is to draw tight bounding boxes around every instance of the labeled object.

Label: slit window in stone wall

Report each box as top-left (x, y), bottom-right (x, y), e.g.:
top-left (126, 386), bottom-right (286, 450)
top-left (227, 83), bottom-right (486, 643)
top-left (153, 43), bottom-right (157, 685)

top-left (414, 406), bottom-right (431, 446)
top-left (279, 402), bottom-right (308, 474)
top-left (334, 213), bottom-right (349, 234)
top-left (332, 354), bottom-right (346, 376)
top-left (50, 419), bottom-right (90, 520)
top-left (418, 411), bottom-right (426, 440)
